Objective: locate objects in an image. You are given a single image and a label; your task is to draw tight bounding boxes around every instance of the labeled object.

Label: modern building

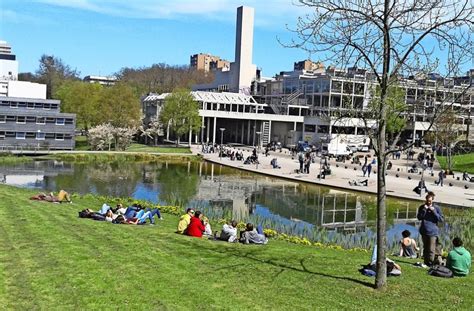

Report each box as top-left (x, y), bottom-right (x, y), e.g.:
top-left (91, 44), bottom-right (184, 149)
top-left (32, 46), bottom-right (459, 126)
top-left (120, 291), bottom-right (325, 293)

top-left (144, 6), bottom-right (474, 149)
top-left (83, 75), bottom-right (117, 86)
top-left (190, 53), bottom-right (230, 72)
top-left (0, 40), bottom-right (76, 150)
top-left (0, 97), bottom-right (76, 150)
top-left (193, 6), bottom-right (257, 94)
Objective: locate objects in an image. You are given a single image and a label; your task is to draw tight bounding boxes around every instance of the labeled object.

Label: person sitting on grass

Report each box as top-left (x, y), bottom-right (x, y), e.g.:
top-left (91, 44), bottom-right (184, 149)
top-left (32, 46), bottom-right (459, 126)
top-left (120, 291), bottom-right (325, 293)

top-left (177, 208), bottom-right (194, 234)
top-left (219, 220), bottom-right (238, 242)
top-left (399, 229), bottom-right (419, 258)
top-left (447, 237), bottom-right (471, 277)
top-left (186, 211), bottom-right (206, 238)
top-left (203, 216), bottom-right (213, 237)
top-left (240, 223), bottom-right (268, 245)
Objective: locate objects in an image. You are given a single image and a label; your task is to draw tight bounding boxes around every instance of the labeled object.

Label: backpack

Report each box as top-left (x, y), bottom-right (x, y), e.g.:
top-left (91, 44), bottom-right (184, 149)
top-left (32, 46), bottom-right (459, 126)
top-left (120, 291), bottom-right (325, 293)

top-left (428, 265), bottom-right (453, 278)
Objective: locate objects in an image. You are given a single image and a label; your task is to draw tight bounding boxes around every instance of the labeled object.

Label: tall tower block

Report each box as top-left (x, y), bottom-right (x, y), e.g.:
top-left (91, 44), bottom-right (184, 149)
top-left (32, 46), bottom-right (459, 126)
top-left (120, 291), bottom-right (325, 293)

top-left (232, 6), bottom-right (256, 93)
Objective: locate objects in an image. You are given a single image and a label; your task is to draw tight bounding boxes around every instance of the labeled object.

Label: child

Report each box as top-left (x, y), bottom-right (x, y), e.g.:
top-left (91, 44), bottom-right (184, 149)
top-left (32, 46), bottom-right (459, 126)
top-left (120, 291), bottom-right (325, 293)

top-left (399, 230), bottom-right (419, 258)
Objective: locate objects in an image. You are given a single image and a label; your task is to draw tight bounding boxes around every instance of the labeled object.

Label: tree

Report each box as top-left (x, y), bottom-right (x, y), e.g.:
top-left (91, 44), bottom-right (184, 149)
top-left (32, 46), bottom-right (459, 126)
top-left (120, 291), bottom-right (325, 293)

top-left (434, 109), bottom-right (462, 172)
top-left (35, 54), bottom-right (80, 98)
top-left (288, 0), bottom-right (473, 289)
top-left (100, 83), bottom-right (142, 128)
top-left (55, 81), bottom-right (103, 130)
top-left (139, 117), bottom-right (164, 146)
top-left (160, 89), bottom-right (201, 146)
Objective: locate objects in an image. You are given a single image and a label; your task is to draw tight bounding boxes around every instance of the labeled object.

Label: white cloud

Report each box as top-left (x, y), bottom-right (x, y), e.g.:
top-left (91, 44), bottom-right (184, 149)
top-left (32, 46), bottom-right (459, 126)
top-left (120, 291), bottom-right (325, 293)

top-left (1, 9), bottom-right (49, 24)
top-left (35, 0), bottom-right (308, 28)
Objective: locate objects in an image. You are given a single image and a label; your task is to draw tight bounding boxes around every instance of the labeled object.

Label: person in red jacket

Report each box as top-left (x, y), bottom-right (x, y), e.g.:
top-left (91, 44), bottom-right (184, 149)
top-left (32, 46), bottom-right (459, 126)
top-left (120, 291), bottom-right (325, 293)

top-left (186, 211), bottom-right (205, 238)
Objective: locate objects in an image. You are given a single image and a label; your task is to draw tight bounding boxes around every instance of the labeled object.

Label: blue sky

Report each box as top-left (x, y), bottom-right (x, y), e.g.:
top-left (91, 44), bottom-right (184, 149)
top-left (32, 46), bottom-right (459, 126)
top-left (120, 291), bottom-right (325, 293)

top-left (0, 0), bottom-right (310, 78)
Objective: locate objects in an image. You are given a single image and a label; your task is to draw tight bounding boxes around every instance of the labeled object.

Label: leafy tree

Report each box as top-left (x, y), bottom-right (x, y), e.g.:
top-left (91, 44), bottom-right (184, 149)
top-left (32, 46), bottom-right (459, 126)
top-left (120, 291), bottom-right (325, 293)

top-left (99, 83), bottom-right (142, 128)
top-left (35, 54), bottom-right (80, 98)
top-left (160, 89), bottom-right (201, 146)
top-left (288, 0), bottom-right (473, 289)
top-left (434, 109), bottom-right (462, 172)
top-left (55, 81), bottom-right (103, 130)
top-left (139, 117), bottom-right (163, 146)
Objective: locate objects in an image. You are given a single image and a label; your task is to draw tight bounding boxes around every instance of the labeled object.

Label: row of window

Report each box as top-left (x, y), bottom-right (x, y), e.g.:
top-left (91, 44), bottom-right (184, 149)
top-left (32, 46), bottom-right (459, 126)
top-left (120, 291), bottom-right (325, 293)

top-left (0, 101), bottom-right (60, 110)
top-left (0, 131), bottom-right (72, 141)
top-left (0, 115), bottom-right (73, 125)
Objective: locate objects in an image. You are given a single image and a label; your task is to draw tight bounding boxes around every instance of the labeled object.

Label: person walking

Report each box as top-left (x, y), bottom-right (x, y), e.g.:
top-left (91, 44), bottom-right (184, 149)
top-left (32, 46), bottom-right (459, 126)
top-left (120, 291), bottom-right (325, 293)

top-left (367, 162), bottom-right (372, 178)
top-left (417, 191), bottom-right (444, 266)
top-left (298, 151), bottom-right (304, 173)
top-left (438, 170), bottom-right (445, 187)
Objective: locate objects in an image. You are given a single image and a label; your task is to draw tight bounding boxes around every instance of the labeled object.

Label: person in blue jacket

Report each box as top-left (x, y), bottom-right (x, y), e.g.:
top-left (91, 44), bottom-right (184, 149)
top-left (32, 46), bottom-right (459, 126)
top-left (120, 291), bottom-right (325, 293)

top-left (417, 191), bottom-right (444, 266)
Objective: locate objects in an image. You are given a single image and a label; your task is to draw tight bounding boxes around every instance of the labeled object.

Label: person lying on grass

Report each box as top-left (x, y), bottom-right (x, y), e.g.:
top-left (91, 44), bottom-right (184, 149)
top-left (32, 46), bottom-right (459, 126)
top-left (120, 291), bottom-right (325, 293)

top-left (30, 190), bottom-right (72, 203)
top-left (112, 208), bottom-right (161, 225)
top-left (239, 223), bottom-right (268, 245)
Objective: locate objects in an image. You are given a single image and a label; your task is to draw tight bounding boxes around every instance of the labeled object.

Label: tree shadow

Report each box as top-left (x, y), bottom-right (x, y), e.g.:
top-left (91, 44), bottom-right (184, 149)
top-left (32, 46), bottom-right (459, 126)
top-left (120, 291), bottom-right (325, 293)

top-left (174, 238), bottom-right (374, 289)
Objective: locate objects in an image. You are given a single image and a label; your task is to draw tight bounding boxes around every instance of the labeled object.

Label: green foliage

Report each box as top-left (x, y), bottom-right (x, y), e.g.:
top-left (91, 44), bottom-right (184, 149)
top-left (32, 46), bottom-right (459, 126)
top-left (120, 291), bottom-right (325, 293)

top-left (0, 185), bottom-right (472, 309)
top-left (438, 153), bottom-right (474, 174)
top-left (55, 80), bottom-right (103, 129)
top-left (36, 54), bottom-right (80, 99)
top-left (160, 88), bottom-right (201, 140)
top-left (100, 83), bottom-right (141, 128)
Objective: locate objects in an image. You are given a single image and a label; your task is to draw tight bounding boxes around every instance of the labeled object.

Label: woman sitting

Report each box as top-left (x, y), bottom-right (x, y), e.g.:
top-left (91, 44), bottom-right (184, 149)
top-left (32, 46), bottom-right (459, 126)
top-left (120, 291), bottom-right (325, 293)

top-left (399, 230), bottom-right (419, 258)
top-left (186, 211), bottom-right (206, 238)
top-left (240, 223), bottom-right (268, 245)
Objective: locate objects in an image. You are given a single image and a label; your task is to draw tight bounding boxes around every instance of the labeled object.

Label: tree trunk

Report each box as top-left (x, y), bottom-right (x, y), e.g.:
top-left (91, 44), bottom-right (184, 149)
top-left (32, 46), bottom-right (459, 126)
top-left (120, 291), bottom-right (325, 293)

top-left (375, 136), bottom-right (387, 289)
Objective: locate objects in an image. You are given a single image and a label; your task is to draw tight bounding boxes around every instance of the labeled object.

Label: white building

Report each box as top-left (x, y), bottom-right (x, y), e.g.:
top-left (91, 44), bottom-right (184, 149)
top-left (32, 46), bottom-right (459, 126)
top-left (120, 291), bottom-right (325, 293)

top-left (193, 6), bottom-right (257, 94)
top-left (83, 75), bottom-right (117, 86)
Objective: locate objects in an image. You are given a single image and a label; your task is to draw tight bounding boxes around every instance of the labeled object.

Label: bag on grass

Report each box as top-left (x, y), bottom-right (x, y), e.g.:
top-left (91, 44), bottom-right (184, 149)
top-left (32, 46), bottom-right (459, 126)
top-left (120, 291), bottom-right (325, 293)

top-left (428, 265), bottom-right (453, 278)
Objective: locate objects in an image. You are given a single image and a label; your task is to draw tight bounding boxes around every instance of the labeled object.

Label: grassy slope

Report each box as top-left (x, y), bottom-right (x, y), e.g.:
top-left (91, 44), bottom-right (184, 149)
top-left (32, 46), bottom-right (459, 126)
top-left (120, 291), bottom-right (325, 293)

top-left (438, 153), bottom-right (474, 174)
top-left (0, 185), bottom-right (472, 310)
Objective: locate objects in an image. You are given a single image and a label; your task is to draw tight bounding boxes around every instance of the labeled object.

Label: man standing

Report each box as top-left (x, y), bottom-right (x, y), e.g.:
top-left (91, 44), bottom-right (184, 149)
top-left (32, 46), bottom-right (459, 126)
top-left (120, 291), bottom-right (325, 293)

top-left (417, 191), bottom-right (444, 266)
top-left (438, 170), bottom-right (445, 187)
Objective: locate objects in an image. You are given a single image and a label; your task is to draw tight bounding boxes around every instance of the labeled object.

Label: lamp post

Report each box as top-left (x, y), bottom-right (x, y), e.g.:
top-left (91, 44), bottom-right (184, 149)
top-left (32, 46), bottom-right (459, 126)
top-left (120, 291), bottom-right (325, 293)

top-left (201, 125), bottom-right (206, 151)
top-left (219, 128), bottom-right (225, 160)
top-left (256, 131), bottom-right (261, 150)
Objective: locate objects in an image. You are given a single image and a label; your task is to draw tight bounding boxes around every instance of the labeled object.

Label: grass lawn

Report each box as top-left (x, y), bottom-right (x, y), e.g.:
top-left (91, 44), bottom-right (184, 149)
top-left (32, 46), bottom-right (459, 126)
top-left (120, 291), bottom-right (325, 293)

top-left (0, 185), bottom-right (472, 309)
top-left (74, 136), bottom-right (191, 153)
top-left (438, 153), bottom-right (474, 174)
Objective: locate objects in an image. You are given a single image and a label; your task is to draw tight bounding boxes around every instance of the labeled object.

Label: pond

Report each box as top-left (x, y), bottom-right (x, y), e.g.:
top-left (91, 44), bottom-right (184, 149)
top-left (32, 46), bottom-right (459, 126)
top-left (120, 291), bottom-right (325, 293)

top-left (0, 158), bottom-right (471, 251)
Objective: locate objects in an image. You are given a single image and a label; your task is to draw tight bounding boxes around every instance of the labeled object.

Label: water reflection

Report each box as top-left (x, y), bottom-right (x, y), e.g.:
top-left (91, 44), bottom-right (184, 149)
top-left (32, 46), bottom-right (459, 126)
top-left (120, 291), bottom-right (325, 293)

top-left (0, 159), bottom-right (470, 248)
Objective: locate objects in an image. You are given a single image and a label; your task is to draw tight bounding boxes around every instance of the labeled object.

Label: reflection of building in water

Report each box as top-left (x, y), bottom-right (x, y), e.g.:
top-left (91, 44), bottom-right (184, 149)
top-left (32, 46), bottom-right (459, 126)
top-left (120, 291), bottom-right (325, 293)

top-left (393, 202), bottom-right (420, 226)
top-left (320, 191), bottom-right (367, 233)
top-left (255, 186), bottom-right (367, 232)
top-left (195, 162), bottom-right (294, 220)
top-left (0, 160), bottom-right (74, 188)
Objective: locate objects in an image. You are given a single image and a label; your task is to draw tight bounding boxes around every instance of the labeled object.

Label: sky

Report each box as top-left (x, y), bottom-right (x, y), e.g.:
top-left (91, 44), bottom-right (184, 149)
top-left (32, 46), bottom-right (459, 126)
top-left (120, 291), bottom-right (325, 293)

top-left (0, 0), bottom-right (312, 78)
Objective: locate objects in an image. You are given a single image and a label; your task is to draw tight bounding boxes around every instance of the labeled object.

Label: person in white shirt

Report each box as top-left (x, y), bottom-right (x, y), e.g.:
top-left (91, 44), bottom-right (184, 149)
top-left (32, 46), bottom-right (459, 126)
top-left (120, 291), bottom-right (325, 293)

top-left (219, 220), bottom-right (238, 242)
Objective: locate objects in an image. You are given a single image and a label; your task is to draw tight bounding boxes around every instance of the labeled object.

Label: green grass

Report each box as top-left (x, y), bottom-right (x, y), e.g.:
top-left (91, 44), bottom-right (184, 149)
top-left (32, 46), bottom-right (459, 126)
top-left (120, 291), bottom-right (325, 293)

top-left (438, 153), bottom-right (474, 174)
top-left (0, 155), bottom-right (34, 164)
top-left (0, 185), bottom-right (472, 309)
top-left (74, 136), bottom-right (191, 153)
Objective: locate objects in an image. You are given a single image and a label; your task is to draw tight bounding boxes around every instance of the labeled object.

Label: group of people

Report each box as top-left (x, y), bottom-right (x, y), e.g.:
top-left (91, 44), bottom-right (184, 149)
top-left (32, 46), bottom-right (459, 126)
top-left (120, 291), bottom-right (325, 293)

top-left (176, 208), bottom-right (268, 244)
top-left (78, 203), bottom-right (163, 225)
top-left (297, 151), bottom-right (313, 174)
top-left (397, 191), bottom-right (471, 277)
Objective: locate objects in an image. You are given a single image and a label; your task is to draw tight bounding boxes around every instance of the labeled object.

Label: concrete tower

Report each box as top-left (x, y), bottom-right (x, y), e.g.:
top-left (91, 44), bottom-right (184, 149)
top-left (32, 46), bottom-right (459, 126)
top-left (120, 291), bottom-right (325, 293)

top-left (231, 6), bottom-right (256, 93)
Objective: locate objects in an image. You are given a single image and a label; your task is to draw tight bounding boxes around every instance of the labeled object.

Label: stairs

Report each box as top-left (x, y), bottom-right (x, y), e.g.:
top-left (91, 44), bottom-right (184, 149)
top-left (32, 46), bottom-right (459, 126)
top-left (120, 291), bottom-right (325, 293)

top-left (262, 122), bottom-right (270, 145)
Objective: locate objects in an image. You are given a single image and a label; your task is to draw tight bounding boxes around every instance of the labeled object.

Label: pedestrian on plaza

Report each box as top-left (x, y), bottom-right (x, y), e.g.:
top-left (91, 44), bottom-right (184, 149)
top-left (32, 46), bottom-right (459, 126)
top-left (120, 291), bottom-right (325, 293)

top-left (367, 162), bottom-right (372, 177)
top-left (298, 151), bottom-right (304, 173)
top-left (304, 152), bottom-right (311, 174)
top-left (417, 191), bottom-right (444, 266)
top-left (438, 170), bottom-right (445, 187)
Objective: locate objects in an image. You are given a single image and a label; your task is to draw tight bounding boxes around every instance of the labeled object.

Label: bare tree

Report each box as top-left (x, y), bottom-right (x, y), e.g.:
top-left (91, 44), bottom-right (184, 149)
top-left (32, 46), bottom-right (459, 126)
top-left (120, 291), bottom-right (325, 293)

top-left (287, 0), bottom-right (473, 288)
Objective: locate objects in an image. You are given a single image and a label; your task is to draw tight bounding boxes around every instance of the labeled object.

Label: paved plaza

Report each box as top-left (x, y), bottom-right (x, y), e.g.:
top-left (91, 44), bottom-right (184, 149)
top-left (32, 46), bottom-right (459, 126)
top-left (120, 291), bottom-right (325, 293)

top-left (192, 146), bottom-right (474, 207)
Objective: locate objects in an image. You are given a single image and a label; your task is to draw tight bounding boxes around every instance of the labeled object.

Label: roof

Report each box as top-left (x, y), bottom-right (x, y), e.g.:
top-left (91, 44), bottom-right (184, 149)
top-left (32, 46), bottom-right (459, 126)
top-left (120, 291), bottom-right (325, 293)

top-left (143, 91), bottom-right (259, 105)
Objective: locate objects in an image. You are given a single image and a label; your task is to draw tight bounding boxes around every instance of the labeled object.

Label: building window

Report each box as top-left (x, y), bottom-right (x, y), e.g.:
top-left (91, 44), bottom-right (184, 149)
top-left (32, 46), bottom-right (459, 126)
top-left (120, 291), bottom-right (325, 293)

top-left (17, 116), bottom-right (26, 124)
top-left (27, 102), bottom-right (35, 109)
top-left (55, 133), bottom-right (65, 141)
top-left (56, 118), bottom-right (65, 125)
top-left (0, 115), bottom-right (5, 123)
top-left (304, 124), bottom-right (316, 132)
top-left (36, 132), bottom-right (45, 140)
top-left (43, 104), bottom-right (51, 110)
top-left (16, 132), bottom-right (26, 140)
top-left (36, 117), bottom-right (46, 125)
top-left (10, 102), bottom-right (18, 108)
top-left (0, 131), bottom-right (4, 140)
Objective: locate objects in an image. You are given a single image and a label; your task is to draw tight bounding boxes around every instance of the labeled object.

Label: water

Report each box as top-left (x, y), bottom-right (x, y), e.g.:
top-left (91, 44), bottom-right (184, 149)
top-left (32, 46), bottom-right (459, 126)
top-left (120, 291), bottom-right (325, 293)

top-left (0, 159), bottom-right (471, 250)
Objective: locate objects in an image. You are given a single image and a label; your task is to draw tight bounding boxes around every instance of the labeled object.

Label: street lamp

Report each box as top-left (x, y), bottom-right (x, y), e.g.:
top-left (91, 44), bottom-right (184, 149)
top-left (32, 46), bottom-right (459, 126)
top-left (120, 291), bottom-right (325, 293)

top-left (219, 128), bottom-right (225, 160)
top-left (201, 125), bottom-right (206, 150)
top-left (256, 131), bottom-right (262, 150)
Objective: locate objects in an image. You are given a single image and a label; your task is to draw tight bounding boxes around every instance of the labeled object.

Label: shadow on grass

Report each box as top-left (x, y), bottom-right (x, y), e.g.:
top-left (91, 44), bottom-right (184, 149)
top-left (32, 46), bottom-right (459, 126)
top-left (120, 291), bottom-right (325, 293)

top-left (174, 238), bottom-right (375, 289)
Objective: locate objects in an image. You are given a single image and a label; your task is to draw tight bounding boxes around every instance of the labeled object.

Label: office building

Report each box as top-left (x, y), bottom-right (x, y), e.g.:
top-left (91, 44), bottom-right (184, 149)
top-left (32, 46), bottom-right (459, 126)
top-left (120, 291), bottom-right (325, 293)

top-left (190, 54), bottom-right (230, 72)
top-left (83, 75), bottom-right (117, 86)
